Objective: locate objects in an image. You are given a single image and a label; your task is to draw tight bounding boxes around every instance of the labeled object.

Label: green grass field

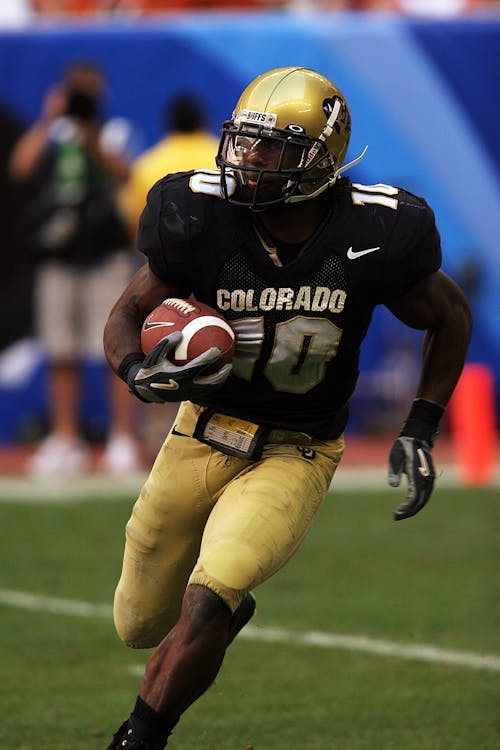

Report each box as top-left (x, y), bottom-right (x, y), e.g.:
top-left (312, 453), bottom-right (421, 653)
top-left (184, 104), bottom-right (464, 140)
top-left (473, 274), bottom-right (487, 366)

top-left (0, 479), bottom-right (499, 750)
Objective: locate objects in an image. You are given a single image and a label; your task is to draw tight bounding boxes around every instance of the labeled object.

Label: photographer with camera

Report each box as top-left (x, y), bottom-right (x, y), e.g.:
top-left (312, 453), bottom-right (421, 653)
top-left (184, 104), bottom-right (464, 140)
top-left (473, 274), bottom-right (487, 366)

top-left (9, 61), bottom-right (142, 476)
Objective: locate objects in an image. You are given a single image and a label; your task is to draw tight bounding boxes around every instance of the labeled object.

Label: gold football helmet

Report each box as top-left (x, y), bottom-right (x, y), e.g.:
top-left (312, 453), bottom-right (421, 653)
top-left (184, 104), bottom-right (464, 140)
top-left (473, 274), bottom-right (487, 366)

top-left (217, 66), bottom-right (366, 209)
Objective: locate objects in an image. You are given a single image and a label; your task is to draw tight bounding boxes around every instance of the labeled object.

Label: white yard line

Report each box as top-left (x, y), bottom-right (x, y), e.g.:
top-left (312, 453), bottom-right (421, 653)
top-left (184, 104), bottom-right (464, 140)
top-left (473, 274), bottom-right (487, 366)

top-left (1, 588), bottom-right (499, 673)
top-left (1, 464), bottom-right (498, 503)
top-left (0, 474), bottom-right (146, 503)
top-left (0, 588), bottom-right (113, 618)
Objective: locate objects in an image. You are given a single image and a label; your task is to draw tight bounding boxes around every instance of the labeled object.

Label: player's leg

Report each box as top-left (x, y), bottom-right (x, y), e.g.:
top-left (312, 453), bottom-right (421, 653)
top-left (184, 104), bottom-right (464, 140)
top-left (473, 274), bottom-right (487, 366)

top-left (107, 438), bottom-right (343, 749)
top-left (108, 585), bottom-right (255, 749)
top-left (107, 584), bottom-right (255, 750)
top-left (189, 438), bottom-right (344, 612)
top-left (106, 405), bottom-right (258, 749)
top-left (112, 436), bottom-right (213, 648)
top-left (112, 401), bottom-right (257, 648)
top-left (106, 583), bottom-right (232, 750)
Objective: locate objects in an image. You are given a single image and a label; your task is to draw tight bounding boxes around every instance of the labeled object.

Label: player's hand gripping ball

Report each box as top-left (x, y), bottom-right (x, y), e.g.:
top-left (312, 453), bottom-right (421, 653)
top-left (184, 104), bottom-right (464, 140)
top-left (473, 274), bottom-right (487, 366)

top-left (141, 297), bottom-right (235, 372)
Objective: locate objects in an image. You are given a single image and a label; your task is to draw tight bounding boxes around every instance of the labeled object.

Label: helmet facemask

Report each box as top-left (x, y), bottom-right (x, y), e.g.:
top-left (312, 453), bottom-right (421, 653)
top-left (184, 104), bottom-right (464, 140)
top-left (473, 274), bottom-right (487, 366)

top-left (217, 120), bottom-right (335, 210)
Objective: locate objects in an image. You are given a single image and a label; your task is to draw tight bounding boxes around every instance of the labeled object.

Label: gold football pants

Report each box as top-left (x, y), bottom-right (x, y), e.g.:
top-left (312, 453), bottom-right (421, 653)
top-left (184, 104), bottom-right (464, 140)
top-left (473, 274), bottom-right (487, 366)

top-left (113, 402), bottom-right (344, 648)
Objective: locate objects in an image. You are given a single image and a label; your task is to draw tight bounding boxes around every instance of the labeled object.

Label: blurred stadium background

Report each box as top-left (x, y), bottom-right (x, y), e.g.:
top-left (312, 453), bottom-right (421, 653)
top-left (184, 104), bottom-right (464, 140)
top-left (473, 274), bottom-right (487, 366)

top-left (0, 2), bottom-right (499, 478)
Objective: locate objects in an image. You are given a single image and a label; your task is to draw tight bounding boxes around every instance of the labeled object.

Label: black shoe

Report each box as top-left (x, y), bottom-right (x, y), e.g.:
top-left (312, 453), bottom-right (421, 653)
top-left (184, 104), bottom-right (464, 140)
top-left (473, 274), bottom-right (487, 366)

top-left (106, 718), bottom-right (162, 750)
top-left (227, 592), bottom-right (256, 645)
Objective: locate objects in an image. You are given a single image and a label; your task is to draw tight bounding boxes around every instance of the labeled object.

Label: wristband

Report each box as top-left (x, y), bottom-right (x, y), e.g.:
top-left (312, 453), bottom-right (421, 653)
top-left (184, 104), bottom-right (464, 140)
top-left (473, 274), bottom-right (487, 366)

top-left (399, 398), bottom-right (444, 446)
top-left (117, 352), bottom-right (145, 385)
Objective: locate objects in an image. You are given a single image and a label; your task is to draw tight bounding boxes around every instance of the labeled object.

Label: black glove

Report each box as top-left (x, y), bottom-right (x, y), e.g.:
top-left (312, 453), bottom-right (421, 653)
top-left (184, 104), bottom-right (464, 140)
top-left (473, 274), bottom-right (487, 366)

top-left (123, 332), bottom-right (232, 403)
top-left (388, 399), bottom-right (443, 521)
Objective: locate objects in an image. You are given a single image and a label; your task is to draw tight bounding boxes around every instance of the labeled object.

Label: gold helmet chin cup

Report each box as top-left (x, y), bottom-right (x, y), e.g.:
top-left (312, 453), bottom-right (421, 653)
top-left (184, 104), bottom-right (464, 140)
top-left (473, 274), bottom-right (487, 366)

top-left (217, 66), bottom-right (365, 207)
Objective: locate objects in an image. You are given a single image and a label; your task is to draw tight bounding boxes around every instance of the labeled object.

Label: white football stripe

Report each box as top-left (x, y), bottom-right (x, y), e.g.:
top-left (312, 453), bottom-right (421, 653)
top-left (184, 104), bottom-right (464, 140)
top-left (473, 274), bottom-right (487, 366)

top-left (175, 316), bottom-right (235, 359)
top-left (1, 588), bottom-right (499, 672)
top-left (0, 589), bottom-right (112, 618)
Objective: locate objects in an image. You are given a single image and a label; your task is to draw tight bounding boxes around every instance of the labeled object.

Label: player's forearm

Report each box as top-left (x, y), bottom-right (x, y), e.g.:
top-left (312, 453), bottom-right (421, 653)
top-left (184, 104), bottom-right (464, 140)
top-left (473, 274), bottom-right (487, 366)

top-left (103, 264), bottom-right (187, 374)
top-left (416, 300), bottom-right (472, 407)
top-left (103, 301), bottom-right (143, 375)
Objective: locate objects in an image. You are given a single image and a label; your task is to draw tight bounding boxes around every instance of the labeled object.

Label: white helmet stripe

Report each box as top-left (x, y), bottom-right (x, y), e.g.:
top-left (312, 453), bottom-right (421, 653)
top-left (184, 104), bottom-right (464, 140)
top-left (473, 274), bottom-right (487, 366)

top-left (304, 97), bottom-right (342, 169)
top-left (320, 97), bottom-right (342, 142)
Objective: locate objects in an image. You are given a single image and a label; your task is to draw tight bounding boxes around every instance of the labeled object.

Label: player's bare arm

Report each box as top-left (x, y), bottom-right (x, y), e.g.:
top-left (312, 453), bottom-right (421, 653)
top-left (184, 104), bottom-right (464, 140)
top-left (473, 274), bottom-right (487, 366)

top-left (386, 269), bottom-right (472, 520)
top-left (103, 263), bottom-right (187, 374)
top-left (387, 269), bottom-right (472, 408)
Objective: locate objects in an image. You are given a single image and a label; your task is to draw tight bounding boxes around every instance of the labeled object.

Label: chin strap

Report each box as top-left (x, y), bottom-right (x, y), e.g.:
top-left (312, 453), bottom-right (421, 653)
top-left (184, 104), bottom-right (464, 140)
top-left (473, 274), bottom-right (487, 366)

top-left (285, 145), bottom-right (369, 204)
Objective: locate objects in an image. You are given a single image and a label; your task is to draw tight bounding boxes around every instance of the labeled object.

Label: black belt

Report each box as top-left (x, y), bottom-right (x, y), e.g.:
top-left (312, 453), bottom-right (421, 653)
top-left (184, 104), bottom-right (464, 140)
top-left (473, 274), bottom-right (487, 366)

top-left (192, 408), bottom-right (313, 460)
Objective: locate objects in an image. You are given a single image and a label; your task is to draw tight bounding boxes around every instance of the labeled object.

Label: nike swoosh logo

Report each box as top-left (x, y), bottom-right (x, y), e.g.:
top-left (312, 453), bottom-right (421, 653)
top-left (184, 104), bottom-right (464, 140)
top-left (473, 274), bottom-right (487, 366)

top-left (417, 448), bottom-right (431, 477)
top-left (347, 246), bottom-right (381, 259)
top-left (171, 427), bottom-right (189, 437)
top-left (143, 321), bottom-right (175, 331)
top-left (151, 380), bottom-right (179, 391)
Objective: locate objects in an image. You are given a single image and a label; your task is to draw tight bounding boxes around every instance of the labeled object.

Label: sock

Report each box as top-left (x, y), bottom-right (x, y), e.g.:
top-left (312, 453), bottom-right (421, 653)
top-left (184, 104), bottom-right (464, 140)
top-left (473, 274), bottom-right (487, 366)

top-left (131, 695), bottom-right (178, 748)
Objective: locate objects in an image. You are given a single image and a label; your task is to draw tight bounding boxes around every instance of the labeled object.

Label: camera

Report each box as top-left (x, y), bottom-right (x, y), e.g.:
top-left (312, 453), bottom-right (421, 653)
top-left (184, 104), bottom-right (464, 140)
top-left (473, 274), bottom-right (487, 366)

top-left (65, 88), bottom-right (100, 121)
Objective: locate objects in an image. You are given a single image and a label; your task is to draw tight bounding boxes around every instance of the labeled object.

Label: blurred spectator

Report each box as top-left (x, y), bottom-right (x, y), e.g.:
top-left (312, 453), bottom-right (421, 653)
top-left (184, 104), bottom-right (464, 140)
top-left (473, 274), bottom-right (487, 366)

top-left (9, 61), bottom-right (142, 476)
top-left (120, 92), bottom-right (219, 458)
top-left (121, 92), bottom-right (219, 235)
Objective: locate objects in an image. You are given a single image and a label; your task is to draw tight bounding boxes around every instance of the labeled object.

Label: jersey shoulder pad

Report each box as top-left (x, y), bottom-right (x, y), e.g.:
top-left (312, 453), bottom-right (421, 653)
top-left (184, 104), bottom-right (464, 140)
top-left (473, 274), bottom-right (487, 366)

top-left (382, 186), bottom-right (442, 298)
top-left (347, 180), bottom-right (432, 226)
top-left (137, 169), bottom-right (236, 283)
top-left (349, 180), bottom-right (400, 212)
top-left (136, 172), bottom-right (198, 279)
top-left (335, 179), bottom-right (402, 236)
top-left (345, 181), bottom-right (440, 264)
top-left (388, 186), bottom-right (442, 268)
top-left (138, 170), bottom-right (213, 250)
top-left (149, 169), bottom-right (231, 239)
top-left (338, 180), bottom-right (442, 300)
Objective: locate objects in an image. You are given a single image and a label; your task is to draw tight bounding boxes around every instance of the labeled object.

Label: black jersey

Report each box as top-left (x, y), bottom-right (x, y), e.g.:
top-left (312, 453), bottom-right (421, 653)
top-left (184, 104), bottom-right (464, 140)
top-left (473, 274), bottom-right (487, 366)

top-left (138, 170), bottom-right (441, 438)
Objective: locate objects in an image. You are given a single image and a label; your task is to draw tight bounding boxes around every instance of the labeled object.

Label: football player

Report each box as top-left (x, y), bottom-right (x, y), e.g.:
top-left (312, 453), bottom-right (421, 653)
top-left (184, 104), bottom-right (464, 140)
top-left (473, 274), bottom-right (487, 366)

top-left (102, 67), bottom-right (472, 749)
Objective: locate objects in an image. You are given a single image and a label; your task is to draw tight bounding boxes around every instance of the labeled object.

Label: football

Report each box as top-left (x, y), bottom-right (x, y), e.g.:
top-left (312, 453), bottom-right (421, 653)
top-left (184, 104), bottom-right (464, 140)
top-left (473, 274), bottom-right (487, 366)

top-left (141, 297), bottom-right (235, 371)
